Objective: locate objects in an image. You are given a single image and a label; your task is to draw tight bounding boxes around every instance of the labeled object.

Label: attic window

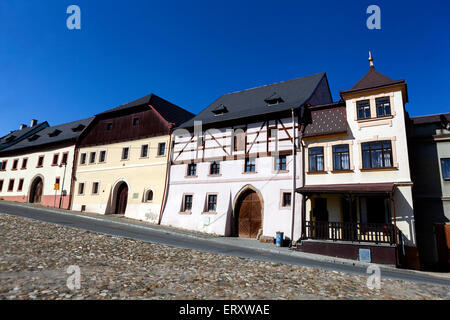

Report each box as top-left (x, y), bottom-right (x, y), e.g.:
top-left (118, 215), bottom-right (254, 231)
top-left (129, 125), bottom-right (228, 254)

top-left (48, 129), bottom-right (62, 137)
top-left (27, 134), bottom-right (40, 142)
top-left (72, 124), bottom-right (85, 132)
top-left (5, 135), bottom-right (15, 143)
top-left (265, 92), bottom-right (284, 105)
top-left (212, 104), bottom-right (228, 116)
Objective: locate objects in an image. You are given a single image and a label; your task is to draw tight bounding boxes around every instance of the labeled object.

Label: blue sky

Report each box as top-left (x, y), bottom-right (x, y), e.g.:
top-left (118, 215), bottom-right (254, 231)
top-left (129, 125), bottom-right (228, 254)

top-left (0, 0), bottom-right (449, 133)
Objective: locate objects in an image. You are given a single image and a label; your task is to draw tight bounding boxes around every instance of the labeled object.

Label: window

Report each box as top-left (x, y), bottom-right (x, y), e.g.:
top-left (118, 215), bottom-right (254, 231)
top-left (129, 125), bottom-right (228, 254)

top-left (89, 152), bottom-right (96, 164)
top-left (207, 194), bottom-right (217, 212)
top-left (8, 179), bottom-right (14, 192)
top-left (157, 143), bottom-right (166, 156)
top-left (308, 147), bottom-right (324, 172)
top-left (376, 97), bottom-right (391, 117)
top-left (61, 152), bottom-right (69, 165)
top-left (80, 153), bottom-right (87, 165)
top-left (121, 147), bottom-right (130, 160)
top-left (141, 145), bottom-right (149, 158)
top-left (21, 158), bottom-right (28, 169)
top-left (146, 190), bottom-right (154, 202)
top-left (282, 192), bottom-right (292, 207)
top-left (362, 141), bottom-right (393, 169)
top-left (244, 157), bottom-right (255, 173)
top-left (12, 159), bottom-right (18, 170)
top-left (210, 162), bottom-right (220, 175)
top-left (92, 182), bottom-right (99, 195)
top-left (333, 144), bottom-right (350, 171)
top-left (78, 183), bottom-right (85, 195)
top-left (441, 159), bottom-right (450, 180)
top-left (17, 179), bottom-right (24, 192)
top-left (275, 155), bottom-right (287, 171)
top-left (0, 180), bottom-right (3, 192)
top-left (133, 118), bottom-right (140, 126)
top-left (233, 131), bottom-right (245, 151)
top-left (37, 156), bottom-right (44, 167)
top-left (52, 154), bottom-right (59, 166)
top-left (357, 100), bottom-right (371, 120)
top-left (187, 163), bottom-right (197, 176)
top-left (0, 160), bottom-right (6, 171)
top-left (106, 123), bottom-right (113, 131)
top-left (183, 195), bottom-right (193, 212)
top-left (99, 150), bottom-right (106, 163)
top-left (268, 128), bottom-right (277, 138)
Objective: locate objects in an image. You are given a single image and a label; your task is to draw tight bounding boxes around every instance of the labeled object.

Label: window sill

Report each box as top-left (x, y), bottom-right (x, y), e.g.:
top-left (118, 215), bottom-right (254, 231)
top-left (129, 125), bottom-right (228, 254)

top-left (208, 174), bottom-right (222, 177)
top-left (307, 171), bottom-right (328, 175)
top-left (357, 115), bottom-right (393, 123)
top-left (185, 175), bottom-right (198, 178)
top-left (360, 167), bottom-right (398, 172)
top-left (273, 170), bottom-right (289, 174)
top-left (202, 211), bottom-right (217, 215)
top-left (155, 155), bottom-right (166, 158)
top-left (331, 169), bottom-right (354, 173)
top-left (36, 166), bottom-right (43, 168)
top-left (242, 171), bottom-right (257, 174)
top-left (179, 211), bottom-right (192, 215)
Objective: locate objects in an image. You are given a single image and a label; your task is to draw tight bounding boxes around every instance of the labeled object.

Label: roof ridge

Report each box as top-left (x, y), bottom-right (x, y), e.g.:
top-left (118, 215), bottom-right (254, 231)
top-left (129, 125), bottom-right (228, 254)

top-left (411, 112), bottom-right (450, 119)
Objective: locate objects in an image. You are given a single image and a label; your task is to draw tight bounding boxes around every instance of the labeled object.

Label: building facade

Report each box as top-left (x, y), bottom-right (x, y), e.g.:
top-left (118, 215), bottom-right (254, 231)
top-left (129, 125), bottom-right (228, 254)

top-left (0, 118), bottom-right (92, 209)
top-left (296, 61), bottom-right (416, 266)
top-left (70, 94), bottom-right (194, 223)
top-left (409, 113), bottom-right (450, 270)
top-left (161, 72), bottom-right (333, 240)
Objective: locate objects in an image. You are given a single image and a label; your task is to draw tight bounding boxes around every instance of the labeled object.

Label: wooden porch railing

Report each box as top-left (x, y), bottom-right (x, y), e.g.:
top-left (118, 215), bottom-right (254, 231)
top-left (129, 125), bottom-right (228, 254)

top-left (304, 221), bottom-right (397, 245)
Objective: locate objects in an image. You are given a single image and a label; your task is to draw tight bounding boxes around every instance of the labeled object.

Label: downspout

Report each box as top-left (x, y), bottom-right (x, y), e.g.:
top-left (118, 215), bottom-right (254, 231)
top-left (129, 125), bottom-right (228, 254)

top-left (158, 124), bottom-right (174, 225)
top-left (68, 144), bottom-right (79, 210)
top-left (290, 108), bottom-right (296, 246)
top-left (300, 125), bottom-right (306, 239)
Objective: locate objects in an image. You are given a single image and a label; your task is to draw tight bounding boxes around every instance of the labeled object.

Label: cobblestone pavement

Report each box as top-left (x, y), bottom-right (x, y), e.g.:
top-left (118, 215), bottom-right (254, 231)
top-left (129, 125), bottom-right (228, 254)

top-left (0, 213), bottom-right (449, 300)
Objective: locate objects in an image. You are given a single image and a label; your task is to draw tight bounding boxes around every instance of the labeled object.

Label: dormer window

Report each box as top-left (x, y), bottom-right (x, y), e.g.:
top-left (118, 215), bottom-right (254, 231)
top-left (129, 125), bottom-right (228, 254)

top-left (48, 129), bottom-right (62, 137)
top-left (71, 124), bottom-right (85, 132)
top-left (265, 92), bottom-right (284, 105)
top-left (28, 134), bottom-right (40, 142)
top-left (5, 135), bottom-right (15, 143)
top-left (212, 104), bottom-right (228, 116)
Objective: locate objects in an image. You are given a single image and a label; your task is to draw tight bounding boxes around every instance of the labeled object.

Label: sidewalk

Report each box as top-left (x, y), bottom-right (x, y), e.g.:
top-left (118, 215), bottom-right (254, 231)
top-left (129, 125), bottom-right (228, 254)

top-left (2, 200), bottom-right (450, 282)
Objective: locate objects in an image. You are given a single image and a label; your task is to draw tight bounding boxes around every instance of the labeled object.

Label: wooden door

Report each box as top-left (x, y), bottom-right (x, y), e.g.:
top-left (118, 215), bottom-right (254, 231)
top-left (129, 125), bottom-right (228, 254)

top-left (31, 178), bottom-right (43, 204)
top-left (237, 190), bottom-right (262, 238)
top-left (115, 183), bottom-right (128, 214)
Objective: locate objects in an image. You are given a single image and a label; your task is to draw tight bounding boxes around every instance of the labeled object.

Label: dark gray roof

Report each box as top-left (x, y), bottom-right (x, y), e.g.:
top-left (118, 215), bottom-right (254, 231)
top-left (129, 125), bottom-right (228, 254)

top-left (97, 93), bottom-right (194, 126)
top-left (0, 118), bottom-right (93, 154)
top-left (178, 72), bottom-right (327, 129)
top-left (0, 122), bottom-right (49, 151)
top-left (411, 113), bottom-right (450, 125)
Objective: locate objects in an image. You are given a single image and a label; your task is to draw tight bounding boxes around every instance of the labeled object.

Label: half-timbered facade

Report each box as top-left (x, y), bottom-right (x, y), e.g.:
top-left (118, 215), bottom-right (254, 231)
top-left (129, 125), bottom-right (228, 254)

top-left (70, 94), bottom-right (194, 223)
top-left (161, 73), bottom-right (333, 240)
top-left (0, 118), bottom-right (92, 209)
top-left (296, 57), bottom-right (416, 266)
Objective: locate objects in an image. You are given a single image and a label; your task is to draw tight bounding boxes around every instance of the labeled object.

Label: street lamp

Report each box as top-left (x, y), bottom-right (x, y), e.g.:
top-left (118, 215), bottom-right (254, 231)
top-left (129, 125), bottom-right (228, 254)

top-left (59, 161), bottom-right (68, 209)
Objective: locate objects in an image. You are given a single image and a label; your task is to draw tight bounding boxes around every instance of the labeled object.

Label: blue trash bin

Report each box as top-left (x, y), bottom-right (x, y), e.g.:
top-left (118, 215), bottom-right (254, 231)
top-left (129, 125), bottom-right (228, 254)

top-left (276, 232), bottom-right (284, 247)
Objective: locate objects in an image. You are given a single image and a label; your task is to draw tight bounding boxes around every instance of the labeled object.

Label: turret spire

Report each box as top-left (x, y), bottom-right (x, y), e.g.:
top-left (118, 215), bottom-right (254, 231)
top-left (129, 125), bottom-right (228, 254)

top-left (369, 51), bottom-right (374, 67)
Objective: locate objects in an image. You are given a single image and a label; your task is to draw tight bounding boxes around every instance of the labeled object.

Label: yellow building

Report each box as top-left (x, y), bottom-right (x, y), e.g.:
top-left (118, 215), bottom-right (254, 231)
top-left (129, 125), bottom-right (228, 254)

top-left (70, 94), bottom-right (194, 223)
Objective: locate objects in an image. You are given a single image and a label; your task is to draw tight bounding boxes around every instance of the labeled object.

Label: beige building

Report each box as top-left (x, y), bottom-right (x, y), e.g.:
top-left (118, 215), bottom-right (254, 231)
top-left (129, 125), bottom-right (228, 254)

top-left (70, 94), bottom-right (194, 223)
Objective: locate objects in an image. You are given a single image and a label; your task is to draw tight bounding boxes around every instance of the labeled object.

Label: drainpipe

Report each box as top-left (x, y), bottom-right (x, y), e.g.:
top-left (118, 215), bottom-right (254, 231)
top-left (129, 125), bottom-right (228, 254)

top-left (158, 125), bottom-right (174, 225)
top-left (290, 108), bottom-right (296, 246)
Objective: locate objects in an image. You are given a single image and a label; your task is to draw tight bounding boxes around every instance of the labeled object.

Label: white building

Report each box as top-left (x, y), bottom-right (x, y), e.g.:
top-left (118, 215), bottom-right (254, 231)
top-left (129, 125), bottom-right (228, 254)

top-left (161, 72), bottom-right (333, 241)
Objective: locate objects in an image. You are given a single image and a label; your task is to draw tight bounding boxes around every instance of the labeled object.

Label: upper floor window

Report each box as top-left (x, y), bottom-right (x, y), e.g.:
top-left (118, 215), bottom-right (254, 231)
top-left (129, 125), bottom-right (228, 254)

top-left (308, 147), bottom-right (324, 172)
top-left (157, 142), bottom-right (166, 156)
top-left (132, 117), bottom-right (140, 126)
top-left (12, 159), bottom-right (19, 170)
top-left (37, 156), bottom-right (44, 167)
top-left (0, 160), bottom-right (6, 171)
top-left (121, 147), bottom-right (130, 160)
top-left (233, 131), bottom-right (245, 151)
top-left (106, 123), bottom-right (113, 131)
top-left (441, 159), bottom-right (450, 180)
top-left (187, 163), bottom-right (197, 176)
top-left (356, 100), bottom-right (371, 120)
top-left (99, 150), bottom-right (106, 163)
top-left (210, 161), bottom-right (220, 175)
top-left (61, 152), bottom-right (69, 165)
top-left (362, 141), bottom-right (393, 169)
top-left (21, 158), bottom-right (28, 169)
top-left (275, 155), bottom-right (287, 171)
top-left (89, 152), bottom-right (96, 164)
top-left (80, 153), bottom-right (87, 165)
top-left (376, 97), bottom-right (391, 117)
top-left (52, 154), bottom-right (59, 166)
top-left (141, 144), bottom-right (149, 158)
top-left (332, 144), bottom-right (350, 171)
top-left (244, 157), bottom-right (256, 173)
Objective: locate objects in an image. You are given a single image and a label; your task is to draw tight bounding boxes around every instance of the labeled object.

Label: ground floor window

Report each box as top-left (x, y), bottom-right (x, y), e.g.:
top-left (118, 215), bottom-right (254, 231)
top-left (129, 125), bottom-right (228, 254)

top-left (182, 194), bottom-right (193, 212)
top-left (78, 183), bottom-right (85, 195)
top-left (282, 192), bottom-right (291, 207)
top-left (207, 194), bottom-right (217, 212)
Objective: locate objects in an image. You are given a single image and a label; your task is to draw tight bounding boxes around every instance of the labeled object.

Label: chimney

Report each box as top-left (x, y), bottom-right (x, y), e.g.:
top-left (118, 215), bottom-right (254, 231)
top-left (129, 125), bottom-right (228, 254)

top-left (30, 119), bottom-right (38, 127)
top-left (19, 124), bottom-right (28, 130)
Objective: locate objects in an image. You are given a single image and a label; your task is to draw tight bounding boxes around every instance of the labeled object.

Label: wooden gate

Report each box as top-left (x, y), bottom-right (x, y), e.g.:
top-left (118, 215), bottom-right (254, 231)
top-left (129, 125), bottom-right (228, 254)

top-left (30, 178), bottom-right (43, 204)
top-left (236, 190), bottom-right (262, 238)
top-left (115, 183), bottom-right (128, 214)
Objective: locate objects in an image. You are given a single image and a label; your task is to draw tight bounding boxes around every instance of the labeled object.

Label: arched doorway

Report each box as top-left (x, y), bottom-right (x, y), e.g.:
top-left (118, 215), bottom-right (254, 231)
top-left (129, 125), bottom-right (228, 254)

top-left (29, 177), bottom-right (43, 204)
top-left (114, 182), bottom-right (128, 214)
top-left (235, 189), bottom-right (262, 238)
